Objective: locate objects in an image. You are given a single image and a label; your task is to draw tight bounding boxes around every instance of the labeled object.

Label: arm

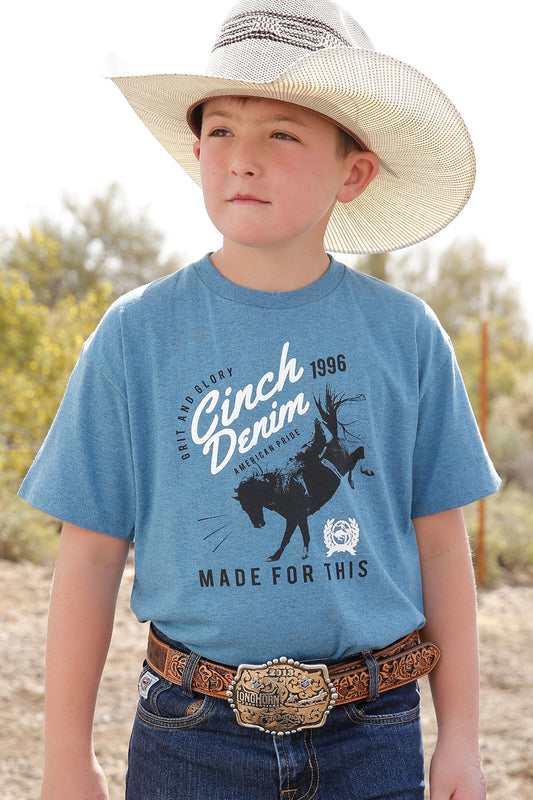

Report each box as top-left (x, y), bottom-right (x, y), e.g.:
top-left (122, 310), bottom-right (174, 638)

top-left (413, 508), bottom-right (486, 800)
top-left (41, 522), bottom-right (130, 800)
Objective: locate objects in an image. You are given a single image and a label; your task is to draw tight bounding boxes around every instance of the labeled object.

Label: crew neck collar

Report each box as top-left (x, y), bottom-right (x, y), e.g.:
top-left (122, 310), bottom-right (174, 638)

top-left (192, 253), bottom-right (345, 308)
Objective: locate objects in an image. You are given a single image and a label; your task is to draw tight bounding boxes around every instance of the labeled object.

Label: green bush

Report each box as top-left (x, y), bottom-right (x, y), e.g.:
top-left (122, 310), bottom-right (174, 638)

top-left (465, 482), bottom-right (533, 585)
top-left (0, 476), bottom-right (59, 564)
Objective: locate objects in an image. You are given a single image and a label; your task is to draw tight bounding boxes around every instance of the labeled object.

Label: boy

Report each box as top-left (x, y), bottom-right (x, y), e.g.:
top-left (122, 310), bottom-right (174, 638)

top-left (20, 2), bottom-right (500, 798)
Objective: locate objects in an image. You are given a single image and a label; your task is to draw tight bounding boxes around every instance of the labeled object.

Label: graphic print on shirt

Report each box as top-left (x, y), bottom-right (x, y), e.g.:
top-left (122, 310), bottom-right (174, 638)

top-left (233, 386), bottom-right (373, 561)
top-left (178, 341), bottom-right (374, 562)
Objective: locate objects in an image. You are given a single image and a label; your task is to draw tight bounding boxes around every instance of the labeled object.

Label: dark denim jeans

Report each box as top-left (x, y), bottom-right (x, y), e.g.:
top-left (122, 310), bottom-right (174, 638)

top-left (126, 651), bottom-right (425, 800)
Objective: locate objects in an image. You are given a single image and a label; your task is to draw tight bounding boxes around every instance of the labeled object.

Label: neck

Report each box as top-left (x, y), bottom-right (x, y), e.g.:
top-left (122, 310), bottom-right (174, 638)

top-left (210, 239), bottom-right (331, 292)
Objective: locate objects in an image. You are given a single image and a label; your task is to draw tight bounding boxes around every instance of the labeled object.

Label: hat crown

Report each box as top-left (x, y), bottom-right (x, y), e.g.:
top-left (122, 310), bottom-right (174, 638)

top-left (207, 0), bottom-right (374, 82)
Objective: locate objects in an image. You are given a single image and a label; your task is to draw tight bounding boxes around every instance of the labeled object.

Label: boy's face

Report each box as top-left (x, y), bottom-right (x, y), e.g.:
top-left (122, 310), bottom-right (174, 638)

top-left (193, 96), bottom-right (376, 254)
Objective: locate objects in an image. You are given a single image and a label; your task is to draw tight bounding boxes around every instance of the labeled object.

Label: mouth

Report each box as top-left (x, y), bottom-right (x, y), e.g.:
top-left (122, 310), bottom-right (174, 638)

top-left (229, 194), bottom-right (269, 205)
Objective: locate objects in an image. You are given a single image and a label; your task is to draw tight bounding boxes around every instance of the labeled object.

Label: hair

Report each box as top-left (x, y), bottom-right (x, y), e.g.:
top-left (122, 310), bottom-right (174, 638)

top-left (335, 125), bottom-right (363, 158)
top-left (189, 99), bottom-right (364, 159)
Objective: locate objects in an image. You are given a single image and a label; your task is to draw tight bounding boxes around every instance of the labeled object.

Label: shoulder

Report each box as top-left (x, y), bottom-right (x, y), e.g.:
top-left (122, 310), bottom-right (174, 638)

top-left (337, 264), bottom-right (456, 381)
top-left (89, 257), bottom-right (208, 339)
top-left (340, 264), bottom-right (447, 337)
top-left (106, 259), bottom-right (201, 319)
top-left (79, 258), bottom-right (207, 376)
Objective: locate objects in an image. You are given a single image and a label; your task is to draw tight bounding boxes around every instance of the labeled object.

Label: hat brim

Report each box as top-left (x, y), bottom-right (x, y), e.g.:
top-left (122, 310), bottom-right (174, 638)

top-left (109, 46), bottom-right (475, 254)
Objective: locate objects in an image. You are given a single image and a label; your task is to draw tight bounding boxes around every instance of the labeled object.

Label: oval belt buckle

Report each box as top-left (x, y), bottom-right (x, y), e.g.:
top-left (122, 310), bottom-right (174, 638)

top-left (226, 657), bottom-right (338, 735)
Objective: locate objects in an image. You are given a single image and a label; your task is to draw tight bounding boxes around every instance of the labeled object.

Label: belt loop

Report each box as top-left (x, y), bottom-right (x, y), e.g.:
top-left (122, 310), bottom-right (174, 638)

top-left (181, 651), bottom-right (202, 697)
top-left (361, 650), bottom-right (380, 701)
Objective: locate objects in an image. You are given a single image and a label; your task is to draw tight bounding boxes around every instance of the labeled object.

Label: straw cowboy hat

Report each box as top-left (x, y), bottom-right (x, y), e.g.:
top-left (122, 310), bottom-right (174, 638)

top-left (106, 0), bottom-right (475, 254)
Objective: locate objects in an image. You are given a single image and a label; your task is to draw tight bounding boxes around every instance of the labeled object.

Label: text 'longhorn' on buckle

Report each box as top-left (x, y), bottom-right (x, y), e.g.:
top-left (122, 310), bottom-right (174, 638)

top-left (226, 657), bottom-right (338, 735)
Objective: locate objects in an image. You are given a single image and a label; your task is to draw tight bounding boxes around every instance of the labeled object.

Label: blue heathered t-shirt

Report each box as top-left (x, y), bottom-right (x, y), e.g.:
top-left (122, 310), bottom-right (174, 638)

top-left (19, 255), bottom-right (500, 664)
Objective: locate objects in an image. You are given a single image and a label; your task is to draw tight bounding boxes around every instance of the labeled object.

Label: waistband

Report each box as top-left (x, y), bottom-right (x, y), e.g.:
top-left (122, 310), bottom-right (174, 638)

top-left (146, 626), bottom-right (440, 705)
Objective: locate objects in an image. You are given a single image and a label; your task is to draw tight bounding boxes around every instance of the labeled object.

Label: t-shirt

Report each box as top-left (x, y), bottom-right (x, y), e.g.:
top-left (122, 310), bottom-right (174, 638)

top-left (19, 255), bottom-right (500, 664)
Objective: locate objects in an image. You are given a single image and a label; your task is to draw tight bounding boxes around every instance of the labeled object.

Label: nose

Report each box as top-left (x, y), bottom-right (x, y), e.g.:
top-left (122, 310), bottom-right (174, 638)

top-left (230, 138), bottom-right (261, 177)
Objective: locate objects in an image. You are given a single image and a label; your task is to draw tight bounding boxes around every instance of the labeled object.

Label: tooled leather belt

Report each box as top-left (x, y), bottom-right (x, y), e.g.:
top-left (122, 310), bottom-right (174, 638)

top-left (146, 627), bottom-right (440, 735)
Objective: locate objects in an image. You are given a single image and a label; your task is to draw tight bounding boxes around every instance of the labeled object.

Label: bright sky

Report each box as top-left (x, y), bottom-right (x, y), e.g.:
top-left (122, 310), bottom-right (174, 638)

top-left (2, 1), bottom-right (531, 329)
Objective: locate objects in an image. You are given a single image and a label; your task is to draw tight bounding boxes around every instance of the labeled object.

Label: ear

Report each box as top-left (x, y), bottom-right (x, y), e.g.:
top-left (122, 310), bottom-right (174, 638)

top-left (193, 140), bottom-right (201, 161)
top-left (336, 151), bottom-right (379, 204)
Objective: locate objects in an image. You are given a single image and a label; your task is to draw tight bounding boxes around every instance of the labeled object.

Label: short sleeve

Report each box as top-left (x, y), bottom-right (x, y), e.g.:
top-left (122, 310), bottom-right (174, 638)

top-left (18, 331), bottom-right (136, 540)
top-left (411, 336), bottom-right (500, 518)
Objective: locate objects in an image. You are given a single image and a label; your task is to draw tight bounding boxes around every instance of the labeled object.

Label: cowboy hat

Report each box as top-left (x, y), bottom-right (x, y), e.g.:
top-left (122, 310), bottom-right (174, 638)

top-left (106, 0), bottom-right (475, 254)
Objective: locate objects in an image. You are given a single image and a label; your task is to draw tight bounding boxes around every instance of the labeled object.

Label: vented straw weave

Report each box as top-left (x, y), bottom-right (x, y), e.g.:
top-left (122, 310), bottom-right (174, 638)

top-left (107, 0), bottom-right (475, 254)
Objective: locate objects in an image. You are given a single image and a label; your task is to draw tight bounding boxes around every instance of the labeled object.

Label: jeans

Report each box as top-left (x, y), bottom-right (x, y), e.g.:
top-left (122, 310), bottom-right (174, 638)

top-left (126, 655), bottom-right (425, 800)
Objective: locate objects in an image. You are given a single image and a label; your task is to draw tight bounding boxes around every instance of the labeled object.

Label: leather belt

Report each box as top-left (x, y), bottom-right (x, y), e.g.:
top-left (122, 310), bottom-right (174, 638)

top-left (146, 626), bottom-right (440, 708)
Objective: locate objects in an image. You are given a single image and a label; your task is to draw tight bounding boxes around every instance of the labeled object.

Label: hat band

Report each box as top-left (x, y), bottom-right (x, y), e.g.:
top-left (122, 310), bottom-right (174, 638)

top-left (212, 10), bottom-right (352, 54)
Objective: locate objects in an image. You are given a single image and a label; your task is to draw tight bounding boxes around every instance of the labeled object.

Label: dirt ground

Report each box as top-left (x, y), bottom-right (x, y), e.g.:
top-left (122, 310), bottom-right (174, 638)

top-left (1, 558), bottom-right (532, 799)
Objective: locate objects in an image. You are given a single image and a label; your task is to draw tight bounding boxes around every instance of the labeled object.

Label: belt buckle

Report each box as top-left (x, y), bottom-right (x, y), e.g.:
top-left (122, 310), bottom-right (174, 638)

top-left (226, 657), bottom-right (338, 735)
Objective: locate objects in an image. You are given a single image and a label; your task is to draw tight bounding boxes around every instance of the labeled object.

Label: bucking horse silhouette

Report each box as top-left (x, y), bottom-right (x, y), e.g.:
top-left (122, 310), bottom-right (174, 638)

top-left (234, 386), bottom-right (374, 561)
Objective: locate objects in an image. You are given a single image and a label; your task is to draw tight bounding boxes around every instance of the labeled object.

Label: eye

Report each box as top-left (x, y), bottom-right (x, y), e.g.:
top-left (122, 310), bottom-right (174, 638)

top-left (271, 131), bottom-right (298, 141)
top-left (208, 127), bottom-right (232, 137)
